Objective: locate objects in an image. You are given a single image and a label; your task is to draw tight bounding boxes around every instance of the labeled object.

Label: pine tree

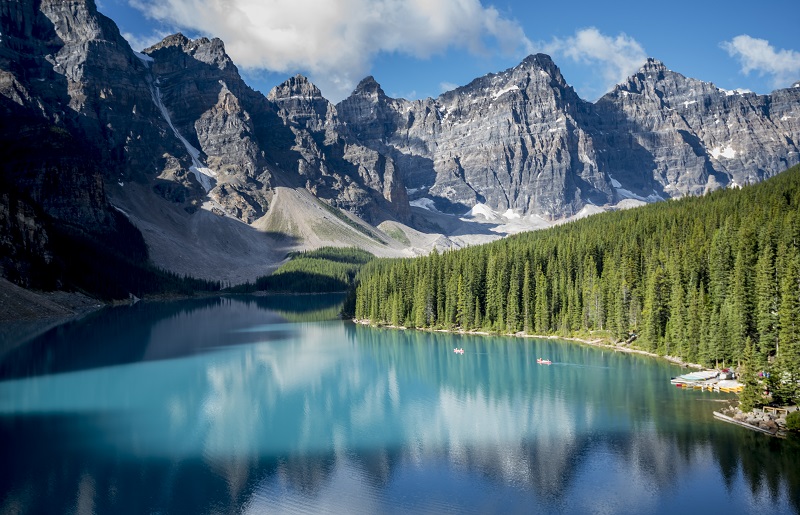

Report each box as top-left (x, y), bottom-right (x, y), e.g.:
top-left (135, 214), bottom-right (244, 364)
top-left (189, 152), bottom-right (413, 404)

top-left (534, 268), bottom-right (549, 334)
top-left (473, 296), bottom-right (482, 329)
top-left (506, 263), bottom-right (520, 333)
top-left (641, 260), bottom-right (667, 352)
top-left (738, 337), bottom-right (762, 412)
top-left (755, 243), bottom-right (779, 364)
top-left (522, 260), bottom-right (532, 333)
top-left (776, 254), bottom-right (800, 403)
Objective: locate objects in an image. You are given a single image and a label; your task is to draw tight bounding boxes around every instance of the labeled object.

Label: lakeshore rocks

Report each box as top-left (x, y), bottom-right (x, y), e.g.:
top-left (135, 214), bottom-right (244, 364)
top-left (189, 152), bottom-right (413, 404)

top-left (725, 405), bottom-right (794, 436)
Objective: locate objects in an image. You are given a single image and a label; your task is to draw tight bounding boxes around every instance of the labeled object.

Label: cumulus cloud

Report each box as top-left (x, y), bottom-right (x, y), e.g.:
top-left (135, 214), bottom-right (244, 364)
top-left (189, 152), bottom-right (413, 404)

top-left (721, 35), bottom-right (800, 88)
top-left (128, 0), bottom-right (534, 101)
top-left (542, 27), bottom-right (646, 99)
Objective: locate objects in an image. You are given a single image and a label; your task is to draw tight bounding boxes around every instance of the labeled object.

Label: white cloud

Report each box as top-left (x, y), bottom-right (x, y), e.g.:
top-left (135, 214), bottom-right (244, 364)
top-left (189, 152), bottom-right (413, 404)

top-left (390, 89), bottom-right (417, 100)
top-left (721, 35), bottom-right (800, 88)
top-left (440, 82), bottom-right (458, 93)
top-left (541, 27), bottom-right (646, 99)
top-left (128, 0), bottom-right (534, 102)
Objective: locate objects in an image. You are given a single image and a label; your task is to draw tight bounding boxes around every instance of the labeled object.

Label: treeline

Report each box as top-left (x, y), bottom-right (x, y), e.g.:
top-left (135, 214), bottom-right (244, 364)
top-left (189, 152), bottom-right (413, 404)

top-left (354, 165), bottom-right (800, 404)
top-left (229, 247), bottom-right (373, 293)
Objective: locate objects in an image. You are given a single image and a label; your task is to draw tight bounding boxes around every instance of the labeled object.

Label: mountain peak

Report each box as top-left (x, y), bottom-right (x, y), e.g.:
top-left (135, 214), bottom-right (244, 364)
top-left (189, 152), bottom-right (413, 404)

top-left (516, 53), bottom-right (562, 76)
top-left (267, 74), bottom-right (324, 101)
top-left (145, 33), bottom-right (190, 52)
top-left (144, 33), bottom-right (233, 71)
top-left (640, 57), bottom-right (667, 73)
top-left (353, 76), bottom-right (386, 97)
top-left (514, 53), bottom-right (571, 90)
top-left (519, 53), bottom-right (556, 68)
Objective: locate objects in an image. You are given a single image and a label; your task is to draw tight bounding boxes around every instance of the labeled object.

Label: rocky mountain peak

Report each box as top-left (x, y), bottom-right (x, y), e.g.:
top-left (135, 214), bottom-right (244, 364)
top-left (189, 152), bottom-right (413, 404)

top-left (266, 74), bottom-right (323, 102)
top-left (446, 52), bottom-right (572, 102)
top-left (517, 53), bottom-right (557, 73)
top-left (609, 57), bottom-right (674, 96)
top-left (352, 76), bottom-right (387, 99)
top-left (145, 33), bottom-right (233, 71)
top-left (146, 32), bottom-right (190, 50)
top-left (640, 57), bottom-right (667, 73)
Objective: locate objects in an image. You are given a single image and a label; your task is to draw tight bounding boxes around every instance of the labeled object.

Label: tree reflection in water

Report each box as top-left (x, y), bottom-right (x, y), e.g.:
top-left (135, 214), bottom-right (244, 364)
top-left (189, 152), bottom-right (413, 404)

top-left (0, 298), bottom-right (797, 514)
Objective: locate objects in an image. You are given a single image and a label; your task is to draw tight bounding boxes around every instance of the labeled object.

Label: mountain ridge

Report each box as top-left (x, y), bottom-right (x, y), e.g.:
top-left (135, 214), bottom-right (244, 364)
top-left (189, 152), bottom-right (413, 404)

top-left (1, 0), bottom-right (799, 297)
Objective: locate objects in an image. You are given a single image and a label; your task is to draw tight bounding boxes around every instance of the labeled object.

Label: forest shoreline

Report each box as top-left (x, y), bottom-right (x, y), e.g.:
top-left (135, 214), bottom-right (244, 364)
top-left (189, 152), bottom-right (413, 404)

top-left (350, 319), bottom-right (800, 437)
top-left (352, 318), bottom-right (707, 371)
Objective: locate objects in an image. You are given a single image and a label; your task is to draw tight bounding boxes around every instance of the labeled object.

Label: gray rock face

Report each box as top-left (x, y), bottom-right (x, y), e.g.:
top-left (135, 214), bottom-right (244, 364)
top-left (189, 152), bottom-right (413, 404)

top-left (592, 58), bottom-right (800, 199)
top-left (143, 33), bottom-right (277, 222)
top-left (264, 74), bottom-right (410, 223)
top-left (339, 55), bottom-right (614, 218)
top-left (338, 56), bottom-right (800, 218)
top-left (141, 37), bottom-right (410, 224)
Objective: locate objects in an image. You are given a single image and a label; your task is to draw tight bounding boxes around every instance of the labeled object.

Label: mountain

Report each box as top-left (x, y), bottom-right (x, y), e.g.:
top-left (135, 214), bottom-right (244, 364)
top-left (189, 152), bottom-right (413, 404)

top-left (338, 55), bottom-right (610, 218)
top-left (1, 0), bottom-right (799, 296)
top-left (592, 58), bottom-right (800, 198)
top-left (338, 55), bottom-right (800, 218)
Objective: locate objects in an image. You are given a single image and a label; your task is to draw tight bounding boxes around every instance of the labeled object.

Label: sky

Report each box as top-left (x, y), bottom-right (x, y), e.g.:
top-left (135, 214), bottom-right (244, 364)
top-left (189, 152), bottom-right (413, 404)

top-left (97, 0), bottom-right (800, 103)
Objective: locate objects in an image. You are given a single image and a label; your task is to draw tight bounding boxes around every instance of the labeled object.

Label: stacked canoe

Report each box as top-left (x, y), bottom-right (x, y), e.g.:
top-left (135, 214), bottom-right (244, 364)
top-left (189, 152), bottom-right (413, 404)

top-left (671, 370), bottom-right (744, 393)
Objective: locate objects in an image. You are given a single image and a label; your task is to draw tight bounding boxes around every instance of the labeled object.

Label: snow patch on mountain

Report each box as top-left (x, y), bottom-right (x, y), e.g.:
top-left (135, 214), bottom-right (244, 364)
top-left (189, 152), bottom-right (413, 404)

top-left (710, 145), bottom-right (736, 159)
top-left (464, 203), bottom-right (500, 220)
top-left (410, 198), bottom-right (439, 212)
top-left (492, 85), bottom-right (519, 99)
top-left (147, 78), bottom-right (217, 192)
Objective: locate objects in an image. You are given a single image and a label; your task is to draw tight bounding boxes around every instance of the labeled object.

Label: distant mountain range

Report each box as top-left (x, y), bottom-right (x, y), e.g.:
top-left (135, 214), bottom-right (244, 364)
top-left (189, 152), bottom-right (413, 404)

top-left (1, 0), bottom-right (799, 288)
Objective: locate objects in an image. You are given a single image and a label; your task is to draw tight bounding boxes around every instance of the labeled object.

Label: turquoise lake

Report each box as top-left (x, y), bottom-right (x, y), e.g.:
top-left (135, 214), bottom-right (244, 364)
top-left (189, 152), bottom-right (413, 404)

top-left (0, 295), bottom-right (798, 514)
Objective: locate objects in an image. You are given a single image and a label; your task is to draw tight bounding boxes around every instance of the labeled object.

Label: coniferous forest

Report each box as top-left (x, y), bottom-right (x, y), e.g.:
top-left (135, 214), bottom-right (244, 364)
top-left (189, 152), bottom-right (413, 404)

top-left (353, 165), bottom-right (800, 405)
top-left (229, 247), bottom-right (373, 293)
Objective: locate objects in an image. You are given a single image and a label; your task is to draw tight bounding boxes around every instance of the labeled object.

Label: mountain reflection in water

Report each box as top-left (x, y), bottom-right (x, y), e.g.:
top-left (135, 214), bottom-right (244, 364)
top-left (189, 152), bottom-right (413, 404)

top-left (0, 296), bottom-right (797, 514)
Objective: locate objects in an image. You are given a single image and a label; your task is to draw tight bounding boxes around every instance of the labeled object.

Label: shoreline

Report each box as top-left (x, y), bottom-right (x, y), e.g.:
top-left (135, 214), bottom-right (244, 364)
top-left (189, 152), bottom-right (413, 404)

top-left (352, 319), bottom-right (706, 370)
top-left (353, 319), bottom-right (800, 438)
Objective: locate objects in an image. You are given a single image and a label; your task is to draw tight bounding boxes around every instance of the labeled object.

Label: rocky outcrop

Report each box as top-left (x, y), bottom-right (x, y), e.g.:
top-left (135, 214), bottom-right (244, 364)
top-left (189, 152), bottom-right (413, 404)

top-left (140, 37), bottom-right (410, 224)
top-left (265, 74), bottom-right (410, 223)
top-left (338, 55), bottom-right (614, 218)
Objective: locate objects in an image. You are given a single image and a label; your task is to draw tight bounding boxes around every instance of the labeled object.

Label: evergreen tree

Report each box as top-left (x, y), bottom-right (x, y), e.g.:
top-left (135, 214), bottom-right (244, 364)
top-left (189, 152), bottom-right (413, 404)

top-left (534, 268), bottom-right (549, 334)
top-left (522, 260), bottom-right (532, 333)
top-left (755, 243), bottom-right (779, 364)
top-left (738, 337), bottom-right (762, 412)
top-left (776, 254), bottom-right (800, 403)
top-left (641, 260), bottom-right (667, 352)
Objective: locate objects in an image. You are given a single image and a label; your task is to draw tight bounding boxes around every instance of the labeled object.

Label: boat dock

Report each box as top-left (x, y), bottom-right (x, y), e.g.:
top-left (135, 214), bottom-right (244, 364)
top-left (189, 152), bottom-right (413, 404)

top-left (671, 370), bottom-right (743, 393)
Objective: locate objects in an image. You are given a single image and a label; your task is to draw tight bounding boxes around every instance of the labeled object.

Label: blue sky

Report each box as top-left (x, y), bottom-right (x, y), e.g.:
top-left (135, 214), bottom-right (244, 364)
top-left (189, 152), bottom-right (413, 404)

top-left (98, 0), bottom-right (800, 103)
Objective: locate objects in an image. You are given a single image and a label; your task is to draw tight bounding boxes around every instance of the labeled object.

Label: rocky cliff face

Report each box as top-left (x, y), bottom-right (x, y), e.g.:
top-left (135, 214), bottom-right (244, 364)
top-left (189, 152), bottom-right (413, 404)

top-left (592, 59), bottom-right (800, 199)
top-left (141, 33), bottom-right (278, 222)
top-left (339, 55), bottom-right (615, 218)
top-left (138, 35), bottom-right (410, 224)
top-left (338, 56), bottom-right (800, 219)
top-left (265, 74), bottom-right (410, 223)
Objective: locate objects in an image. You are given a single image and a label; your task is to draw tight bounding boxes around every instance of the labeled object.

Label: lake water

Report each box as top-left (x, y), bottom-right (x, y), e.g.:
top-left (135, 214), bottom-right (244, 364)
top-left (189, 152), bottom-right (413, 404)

top-left (0, 295), bottom-right (798, 514)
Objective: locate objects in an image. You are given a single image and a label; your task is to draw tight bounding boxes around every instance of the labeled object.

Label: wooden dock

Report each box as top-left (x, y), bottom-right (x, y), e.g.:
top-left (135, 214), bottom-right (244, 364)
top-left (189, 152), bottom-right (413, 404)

top-left (712, 411), bottom-right (777, 436)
